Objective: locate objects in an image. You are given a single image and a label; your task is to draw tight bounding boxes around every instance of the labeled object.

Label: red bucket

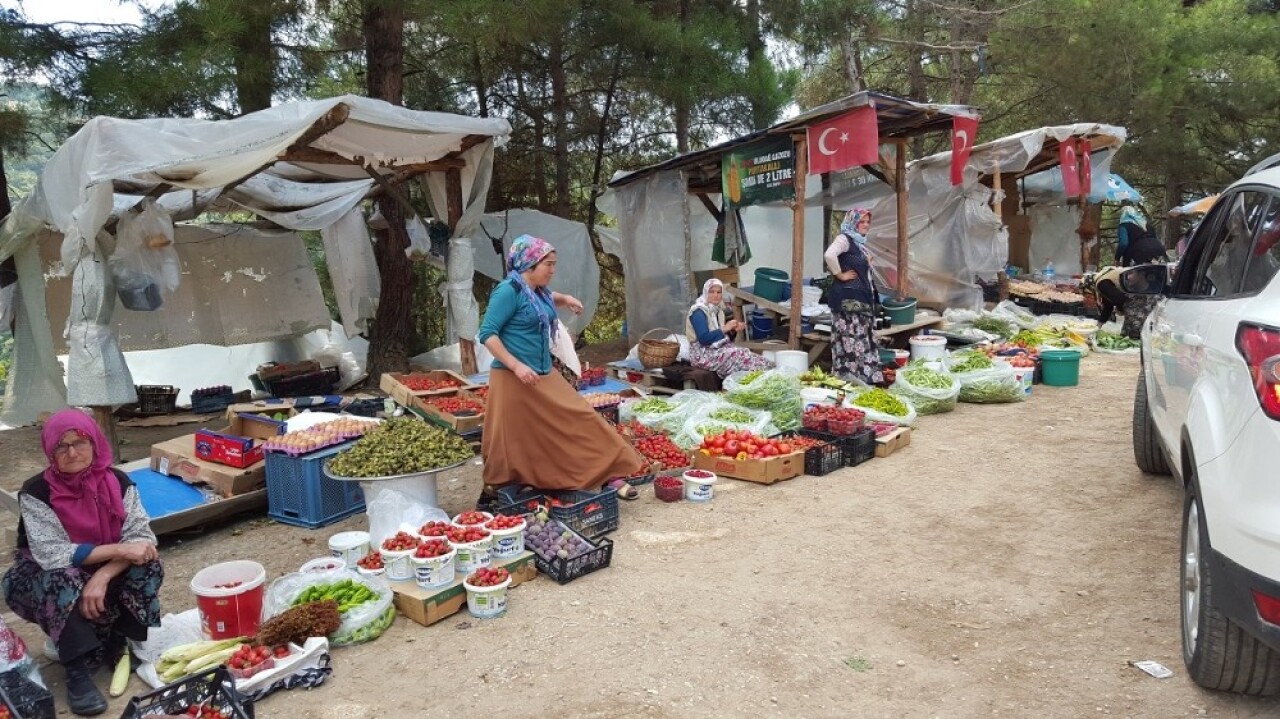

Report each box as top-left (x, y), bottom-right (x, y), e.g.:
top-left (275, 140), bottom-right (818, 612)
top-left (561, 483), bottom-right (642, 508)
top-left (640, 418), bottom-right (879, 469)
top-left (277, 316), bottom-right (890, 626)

top-left (190, 560), bottom-right (267, 639)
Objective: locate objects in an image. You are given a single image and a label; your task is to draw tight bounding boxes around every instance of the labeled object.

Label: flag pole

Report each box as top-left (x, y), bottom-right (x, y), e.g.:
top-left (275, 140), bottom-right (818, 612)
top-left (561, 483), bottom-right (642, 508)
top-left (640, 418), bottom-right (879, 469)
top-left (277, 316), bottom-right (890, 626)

top-left (895, 138), bottom-right (909, 301)
top-left (789, 133), bottom-right (808, 348)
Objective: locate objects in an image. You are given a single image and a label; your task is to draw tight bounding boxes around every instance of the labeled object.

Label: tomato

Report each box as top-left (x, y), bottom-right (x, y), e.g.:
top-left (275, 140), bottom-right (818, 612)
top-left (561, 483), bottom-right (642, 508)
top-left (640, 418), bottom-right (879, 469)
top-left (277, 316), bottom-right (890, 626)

top-left (778, 442), bottom-right (792, 454)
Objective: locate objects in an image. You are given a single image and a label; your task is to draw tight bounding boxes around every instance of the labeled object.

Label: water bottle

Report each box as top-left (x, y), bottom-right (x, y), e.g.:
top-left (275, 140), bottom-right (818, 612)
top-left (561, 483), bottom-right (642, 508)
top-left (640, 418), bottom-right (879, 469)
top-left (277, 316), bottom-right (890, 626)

top-left (1043, 260), bottom-right (1056, 282)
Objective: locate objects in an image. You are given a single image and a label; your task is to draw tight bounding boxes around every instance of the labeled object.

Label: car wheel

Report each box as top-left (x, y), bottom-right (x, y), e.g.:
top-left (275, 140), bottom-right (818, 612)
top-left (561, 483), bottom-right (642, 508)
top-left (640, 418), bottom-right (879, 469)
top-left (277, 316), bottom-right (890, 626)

top-left (1181, 486), bottom-right (1280, 695)
top-left (1132, 370), bottom-right (1170, 475)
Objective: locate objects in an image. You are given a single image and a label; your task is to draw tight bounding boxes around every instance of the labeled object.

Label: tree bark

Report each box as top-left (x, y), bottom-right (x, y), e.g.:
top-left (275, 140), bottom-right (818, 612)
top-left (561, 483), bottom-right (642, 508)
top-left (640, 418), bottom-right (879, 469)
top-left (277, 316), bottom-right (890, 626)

top-left (839, 31), bottom-right (865, 94)
top-left (232, 4), bottom-right (275, 113)
top-left (363, 0), bottom-right (409, 382)
top-left (674, 0), bottom-right (691, 153)
top-left (550, 35), bottom-right (571, 217)
top-left (586, 51), bottom-right (624, 277)
top-left (905, 0), bottom-right (928, 157)
top-left (745, 0), bottom-right (771, 130)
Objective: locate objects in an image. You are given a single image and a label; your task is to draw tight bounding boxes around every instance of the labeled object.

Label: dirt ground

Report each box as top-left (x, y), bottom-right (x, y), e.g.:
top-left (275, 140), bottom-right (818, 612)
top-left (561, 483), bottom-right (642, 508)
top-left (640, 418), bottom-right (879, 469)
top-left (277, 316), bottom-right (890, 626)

top-left (3, 350), bottom-right (1280, 718)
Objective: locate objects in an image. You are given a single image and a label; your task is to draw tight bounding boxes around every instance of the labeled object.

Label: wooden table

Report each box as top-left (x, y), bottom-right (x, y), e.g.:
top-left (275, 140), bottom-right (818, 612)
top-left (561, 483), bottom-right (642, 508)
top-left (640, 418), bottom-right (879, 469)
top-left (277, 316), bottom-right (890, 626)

top-left (799, 315), bottom-right (945, 365)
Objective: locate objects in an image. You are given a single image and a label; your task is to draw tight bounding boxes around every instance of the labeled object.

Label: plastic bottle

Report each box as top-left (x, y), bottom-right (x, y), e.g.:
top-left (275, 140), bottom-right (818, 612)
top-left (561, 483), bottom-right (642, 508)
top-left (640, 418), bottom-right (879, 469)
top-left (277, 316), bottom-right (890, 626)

top-left (1043, 260), bottom-right (1056, 282)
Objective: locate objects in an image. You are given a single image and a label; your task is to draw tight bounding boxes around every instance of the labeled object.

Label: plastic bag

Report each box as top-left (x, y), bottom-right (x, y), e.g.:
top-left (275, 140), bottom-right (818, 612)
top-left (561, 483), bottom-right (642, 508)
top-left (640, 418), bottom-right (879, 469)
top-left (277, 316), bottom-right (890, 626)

top-left (111, 200), bottom-right (181, 310)
top-left (890, 365), bottom-right (961, 416)
top-left (0, 615), bottom-right (46, 690)
top-left (620, 390), bottom-right (714, 434)
top-left (950, 362), bottom-right (1025, 404)
top-left (844, 389), bottom-right (918, 426)
top-left (365, 488), bottom-right (449, 549)
top-left (990, 300), bottom-right (1038, 330)
top-left (676, 402), bottom-right (773, 450)
top-left (264, 567), bottom-right (394, 647)
top-left (723, 368), bottom-right (802, 431)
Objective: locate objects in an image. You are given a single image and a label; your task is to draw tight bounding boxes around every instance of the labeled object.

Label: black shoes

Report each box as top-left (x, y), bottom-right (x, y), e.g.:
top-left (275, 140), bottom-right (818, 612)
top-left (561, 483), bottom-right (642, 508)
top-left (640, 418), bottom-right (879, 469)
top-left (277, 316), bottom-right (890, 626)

top-left (63, 657), bottom-right (108, 716)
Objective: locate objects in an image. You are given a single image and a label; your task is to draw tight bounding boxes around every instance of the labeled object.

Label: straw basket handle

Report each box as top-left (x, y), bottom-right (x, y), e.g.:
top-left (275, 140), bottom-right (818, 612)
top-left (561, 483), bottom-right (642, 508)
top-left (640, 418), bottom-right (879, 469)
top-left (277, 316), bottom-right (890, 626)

top-left (640, 328), bottom-right (675, 343)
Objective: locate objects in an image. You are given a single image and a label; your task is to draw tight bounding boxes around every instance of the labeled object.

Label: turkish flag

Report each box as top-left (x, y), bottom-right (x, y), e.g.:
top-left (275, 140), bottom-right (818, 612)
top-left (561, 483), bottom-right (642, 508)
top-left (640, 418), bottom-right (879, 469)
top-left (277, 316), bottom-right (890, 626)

top-left (1077, 138), bottom-right (1093, 200)
top-left (950, 115), bottom-right (980, 186)
top-left (1058, 138), bottom-right (1081, 198)
top-left (806, 107), bottom-right (879, 175)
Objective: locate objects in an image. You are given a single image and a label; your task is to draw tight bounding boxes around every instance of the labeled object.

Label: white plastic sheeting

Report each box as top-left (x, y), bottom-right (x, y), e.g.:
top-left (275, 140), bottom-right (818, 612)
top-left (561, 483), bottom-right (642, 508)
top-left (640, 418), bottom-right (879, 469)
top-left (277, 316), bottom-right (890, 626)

top-left (422, 142), bottom-right (496, 345)
top-left (321, 208), bottom-right (380, 337)
top-left (474, 209), bottom-right (602, 335)
top-left (1028, 205), bottom-right (1086, 277)
top-left (0, 95), bottom-right (510, 425)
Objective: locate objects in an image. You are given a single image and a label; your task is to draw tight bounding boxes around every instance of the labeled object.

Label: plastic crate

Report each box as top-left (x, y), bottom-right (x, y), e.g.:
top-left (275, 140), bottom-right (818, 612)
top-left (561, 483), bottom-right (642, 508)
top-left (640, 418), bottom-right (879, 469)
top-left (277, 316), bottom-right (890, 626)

top-left (191, 390), bottom-right (235, 414)
top-left (593, 403), bottom-right (620, 425)
top-left (490, 493), bottom-right (545, 518)
top-left (136, 385), bottom-right (179, 415)
top-left (266, 442), bottom-right (365, 529)
top-left (849, 428), bottom-right (876, 466)
top-left (547, 487), bottom-right (619, 539)
top-left (121, 666), bottom-right (253, 719)
top-left (528, 520), bottom-right (614, 585)
top-left (803, 440), bottom-right (843, 476)
top-left (0, 670), bottom-right (54, 719)
top-left (260, 366), bottom-right (340, 397)
top-left (623, 472), bottom-right (654, 487)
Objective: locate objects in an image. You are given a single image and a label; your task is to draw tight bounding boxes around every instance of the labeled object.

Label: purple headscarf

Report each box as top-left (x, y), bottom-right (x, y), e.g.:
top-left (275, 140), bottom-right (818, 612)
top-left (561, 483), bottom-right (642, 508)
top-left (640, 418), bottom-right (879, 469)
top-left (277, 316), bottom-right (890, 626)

top-left (40, 409), bottom-right (126, 546)
top-left (506, 234), bottom-right (558, 345)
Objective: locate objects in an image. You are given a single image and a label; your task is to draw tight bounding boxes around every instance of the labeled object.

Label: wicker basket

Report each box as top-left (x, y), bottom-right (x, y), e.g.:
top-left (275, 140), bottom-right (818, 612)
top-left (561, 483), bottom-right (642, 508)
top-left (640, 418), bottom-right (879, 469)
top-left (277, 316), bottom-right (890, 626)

top-left (638, 328), bottom-right (680, 369)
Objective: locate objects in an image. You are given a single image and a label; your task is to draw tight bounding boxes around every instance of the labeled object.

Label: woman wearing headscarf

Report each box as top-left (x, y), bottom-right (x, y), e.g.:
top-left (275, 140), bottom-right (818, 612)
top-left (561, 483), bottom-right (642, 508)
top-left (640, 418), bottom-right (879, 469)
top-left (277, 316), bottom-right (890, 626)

top-left (1117, 205), bottom-right (1162, 267)
top-left (3, 409), bottom-right (163, 716)
top-left (685, 278), bottom-right (773, 378)
top-left (823, 208), bottom-right (884, 385)
top-left (479, 235), bottom-right (644, 500)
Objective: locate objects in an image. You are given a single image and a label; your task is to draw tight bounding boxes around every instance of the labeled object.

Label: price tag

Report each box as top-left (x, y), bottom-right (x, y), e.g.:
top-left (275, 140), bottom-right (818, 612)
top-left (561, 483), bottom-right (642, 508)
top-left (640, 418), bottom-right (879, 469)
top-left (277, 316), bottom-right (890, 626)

top-left (158, 457), bottom-right (170, 476)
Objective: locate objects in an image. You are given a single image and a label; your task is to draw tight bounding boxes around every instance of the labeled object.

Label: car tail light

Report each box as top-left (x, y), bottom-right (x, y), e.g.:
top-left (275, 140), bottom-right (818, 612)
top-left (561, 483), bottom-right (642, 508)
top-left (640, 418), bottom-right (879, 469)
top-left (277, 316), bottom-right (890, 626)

top-left (1252, 589), bottom-right (1280, 626)
top-left (1235, 323), bottom-right (1280, 421)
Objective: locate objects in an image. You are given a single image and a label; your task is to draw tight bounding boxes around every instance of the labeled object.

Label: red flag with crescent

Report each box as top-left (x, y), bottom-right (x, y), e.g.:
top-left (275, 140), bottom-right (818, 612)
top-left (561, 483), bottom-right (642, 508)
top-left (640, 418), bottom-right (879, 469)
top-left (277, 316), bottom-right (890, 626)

top-left (1059, 138), bottom-right (1081, 197)
top-left (1077, 138), bottom-right (1093, 200)
top-left (950, 115), bottom-right (979, 186)
top-left (806, 107), bottom-right (879, 175)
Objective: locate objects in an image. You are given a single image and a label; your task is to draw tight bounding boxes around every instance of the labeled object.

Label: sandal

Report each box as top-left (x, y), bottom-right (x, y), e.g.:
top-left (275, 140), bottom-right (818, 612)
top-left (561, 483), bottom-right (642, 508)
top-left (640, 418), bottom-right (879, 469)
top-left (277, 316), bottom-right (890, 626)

top-left (606, 479), bottom-right (639, 500)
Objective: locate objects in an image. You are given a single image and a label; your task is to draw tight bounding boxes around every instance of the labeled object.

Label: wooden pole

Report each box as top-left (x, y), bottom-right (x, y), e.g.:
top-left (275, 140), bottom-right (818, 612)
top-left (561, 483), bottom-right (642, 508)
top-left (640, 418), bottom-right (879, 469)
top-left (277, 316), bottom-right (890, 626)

top-left (789, 135), bottom-right (808, 348)
top-left (894, 139), bottom-right (909, 301)
top-left (444, 168), bottom-right (478, 376)
top-left (992, 168), bottom-right (1003, 222)
top-left (92, 406), bottom-right (121, 463)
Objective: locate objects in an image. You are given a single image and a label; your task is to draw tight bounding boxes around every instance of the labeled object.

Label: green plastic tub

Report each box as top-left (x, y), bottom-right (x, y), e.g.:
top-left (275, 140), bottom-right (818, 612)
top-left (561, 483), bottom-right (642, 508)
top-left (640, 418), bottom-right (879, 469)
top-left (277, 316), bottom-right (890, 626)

top-left (753, 268), bottom-right (789, 302)
top-left (1040, 349), bottom-right (1081, 387)
top-left (881, 297), bottom-right (918, 326)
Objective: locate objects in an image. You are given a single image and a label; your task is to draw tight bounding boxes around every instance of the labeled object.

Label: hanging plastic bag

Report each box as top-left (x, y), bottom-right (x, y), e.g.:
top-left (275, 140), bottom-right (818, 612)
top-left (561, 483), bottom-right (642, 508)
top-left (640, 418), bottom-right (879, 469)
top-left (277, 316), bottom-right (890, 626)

top-left (890, 363), bottom-right (961, 415)
top-left (263, 567), bottom-right (395, 647)
top-left (111, 200), bottom-right (181, 310)
top-left (404, 216), bottom-right (432, 261)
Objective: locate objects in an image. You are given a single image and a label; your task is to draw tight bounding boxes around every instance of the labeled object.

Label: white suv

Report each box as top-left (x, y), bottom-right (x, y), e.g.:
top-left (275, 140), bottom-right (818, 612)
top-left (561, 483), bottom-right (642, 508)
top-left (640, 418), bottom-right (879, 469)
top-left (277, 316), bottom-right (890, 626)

top-left (1129, 167), bottom-right (1280, 695)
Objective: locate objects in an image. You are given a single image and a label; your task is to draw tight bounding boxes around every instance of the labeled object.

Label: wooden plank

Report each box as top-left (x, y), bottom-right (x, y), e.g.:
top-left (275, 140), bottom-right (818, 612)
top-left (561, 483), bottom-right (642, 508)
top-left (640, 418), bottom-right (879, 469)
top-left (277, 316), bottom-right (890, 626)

top-left (731, 286), bottom-right (789, 316)
top-left (894, 139), bottom-right (910, 300)
top-left (284, 102), bottom-right (351, 156)
top-left (789, 135), bottom-right (807, 348)
top-left (149, 489), bottom-right (268, 536)
top-left (695, 193), bottom-right (723, 222)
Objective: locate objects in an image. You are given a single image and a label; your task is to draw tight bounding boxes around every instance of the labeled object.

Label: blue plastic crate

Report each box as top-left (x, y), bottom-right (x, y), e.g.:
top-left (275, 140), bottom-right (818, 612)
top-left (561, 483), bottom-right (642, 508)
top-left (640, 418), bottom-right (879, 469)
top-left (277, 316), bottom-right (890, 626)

top-left (265, 442), bottom-right (365, 529)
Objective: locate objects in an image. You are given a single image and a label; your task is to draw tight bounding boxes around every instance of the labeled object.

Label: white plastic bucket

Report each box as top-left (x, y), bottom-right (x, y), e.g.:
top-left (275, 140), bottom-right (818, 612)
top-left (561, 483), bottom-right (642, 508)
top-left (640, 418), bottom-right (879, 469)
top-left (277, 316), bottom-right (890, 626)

top-left (760, 340), bottom-right (788, 364)
top-left (411, 546), bottom-right (457, 589)
top-left (451, 535), bottom-right (494, 576)
top-left (190, 560), bottom-right (267, 639)
top-left (328, 531), bottom-right (370, 568)
top-left (681, 470), bottom-right (717, 502)
top-left (486, 520), bottom-right (527, 559)
top-left (800, 387), bottom-right (838, 408)
top-left (380, 547), bottom-right (415, 582)
top-left (463, 576), bottom-right (512, 619)
top-left (909, 334), bottom-right (947, 362)
top-left (774, 350), bottom-right (808, 374)
top-left (451, 511), bottom-right (494, 529)
top-left (1011, 366), bottom-right (1034, 396)
top-left (358, 472), bottom-right (440, 512)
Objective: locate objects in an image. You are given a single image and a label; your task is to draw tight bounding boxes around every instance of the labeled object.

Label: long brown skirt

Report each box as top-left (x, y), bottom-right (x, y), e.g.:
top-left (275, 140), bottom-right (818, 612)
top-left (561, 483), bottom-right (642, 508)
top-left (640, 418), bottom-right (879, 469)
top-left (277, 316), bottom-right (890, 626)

top-left (482, 368), bottom-right (643, 491)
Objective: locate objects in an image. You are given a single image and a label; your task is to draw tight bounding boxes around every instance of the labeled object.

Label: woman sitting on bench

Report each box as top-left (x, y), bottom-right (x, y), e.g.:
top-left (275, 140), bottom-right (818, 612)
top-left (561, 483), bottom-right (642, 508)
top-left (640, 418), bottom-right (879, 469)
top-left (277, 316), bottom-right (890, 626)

top-left (685, 279), bottom-right (774, 378)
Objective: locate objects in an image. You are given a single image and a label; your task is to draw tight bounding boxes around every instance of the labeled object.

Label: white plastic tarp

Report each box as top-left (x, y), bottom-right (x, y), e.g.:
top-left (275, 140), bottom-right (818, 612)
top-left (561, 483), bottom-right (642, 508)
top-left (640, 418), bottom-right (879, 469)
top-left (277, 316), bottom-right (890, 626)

top-left (0, 95), bottom-right (509, 424)
top-left (473, 209), bottom-right (602, 335)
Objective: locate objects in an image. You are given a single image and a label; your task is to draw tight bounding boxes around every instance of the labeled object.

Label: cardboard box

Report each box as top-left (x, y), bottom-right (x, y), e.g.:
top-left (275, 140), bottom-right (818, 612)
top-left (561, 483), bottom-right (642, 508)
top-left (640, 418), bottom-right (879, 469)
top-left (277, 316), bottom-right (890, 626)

top-left (416, 389), bottom-right (485, 433)
top-left (194, 413), bottom-right (285, 469)
top-left (381, 370), bottom-right (475, 406)
top-left (256, 360), bottom-right (321, 382)
top-left (150, 435), bottom-right (267, 497)
top-left (391, 552), bottom-right (536, 627)
top-left (223, 401), bottom-right (298, 424)
top-left (874, 427), bottom-right (912, 458)
top-left (691, 450), bottom-right (803, 485)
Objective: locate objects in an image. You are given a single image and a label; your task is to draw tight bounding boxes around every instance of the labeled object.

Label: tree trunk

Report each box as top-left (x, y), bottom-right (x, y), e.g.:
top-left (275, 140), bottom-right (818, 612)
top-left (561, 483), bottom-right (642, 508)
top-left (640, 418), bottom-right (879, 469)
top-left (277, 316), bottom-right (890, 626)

top-left (232, 5), bottom-right (275, 113)
top-left (745, 0), bottom-right (771, 130)
top-left (674, 0), bottom-right (691, 153)
top-left (0, 150), bottom-right (14, 334)
top-left (905, 0), bottom-right (928, 157)
top-left (839, 31), bottom-right (865, 94)
top-left (550, 35), bottom-right (571, 217)
top-left (586, 52), bottom-right (624, 277)
top-left (363, 0), bottom-right (409, 382)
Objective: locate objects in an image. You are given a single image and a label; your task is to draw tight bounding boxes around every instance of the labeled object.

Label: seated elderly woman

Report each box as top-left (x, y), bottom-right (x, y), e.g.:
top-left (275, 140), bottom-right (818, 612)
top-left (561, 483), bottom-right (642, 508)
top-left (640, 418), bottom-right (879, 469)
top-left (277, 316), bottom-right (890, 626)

top-left (3, 409), bottom-right (163, 716)
top-left (685, 279), bottom-right (774, 378)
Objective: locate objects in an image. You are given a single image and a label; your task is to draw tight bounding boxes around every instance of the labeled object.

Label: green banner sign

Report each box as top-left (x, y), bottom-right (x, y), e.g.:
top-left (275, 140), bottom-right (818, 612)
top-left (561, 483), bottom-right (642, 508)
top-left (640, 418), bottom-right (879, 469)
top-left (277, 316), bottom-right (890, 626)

top-left (721, 137), bottom-right (796, 208)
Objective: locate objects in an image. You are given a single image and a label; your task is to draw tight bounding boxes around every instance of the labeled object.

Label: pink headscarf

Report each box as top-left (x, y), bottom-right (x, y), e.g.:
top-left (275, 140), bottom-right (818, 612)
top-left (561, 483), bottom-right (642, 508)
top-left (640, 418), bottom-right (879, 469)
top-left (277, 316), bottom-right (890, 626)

top-left (40, 409), bottom-right (126, 546)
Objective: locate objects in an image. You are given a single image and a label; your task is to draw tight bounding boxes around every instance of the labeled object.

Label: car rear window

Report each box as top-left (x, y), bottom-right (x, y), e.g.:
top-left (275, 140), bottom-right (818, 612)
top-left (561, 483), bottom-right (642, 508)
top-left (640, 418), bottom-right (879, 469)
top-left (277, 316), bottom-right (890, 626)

top-left (1240, 195), bottom-right (1280, 295)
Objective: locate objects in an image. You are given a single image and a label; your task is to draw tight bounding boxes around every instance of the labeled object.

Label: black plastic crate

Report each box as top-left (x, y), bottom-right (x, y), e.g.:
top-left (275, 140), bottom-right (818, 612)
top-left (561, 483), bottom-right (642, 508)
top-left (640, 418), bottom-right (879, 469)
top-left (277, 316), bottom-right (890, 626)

top-left (490, 493), bottom-right (545, 517)
top-left (191, 389), bottom-right (235, 414)
top-left (121, 666), bottom-right (253, 719)
top-left (343, 398), bottom-right (386, 418)
top-left (803, 440), bottom-right (843, 476)
top-left (850, 428), bottom-right (876, 466)
top-left (623, 472), bottom-right (654, 487)
top-left (260, 366), bottom-right (340, 397)
top-left (593, 403), bottom-right (620, 425)
top-left (0, 670), bottom-right (54, 719)
top-left (528, 519), bottom-right (614, 585)
top-left (547, 487), bottom-right (619, 539)
top-left (799, 429), bottom-right (857, 467)
top-left (136, 385), bottom-right (179, 415)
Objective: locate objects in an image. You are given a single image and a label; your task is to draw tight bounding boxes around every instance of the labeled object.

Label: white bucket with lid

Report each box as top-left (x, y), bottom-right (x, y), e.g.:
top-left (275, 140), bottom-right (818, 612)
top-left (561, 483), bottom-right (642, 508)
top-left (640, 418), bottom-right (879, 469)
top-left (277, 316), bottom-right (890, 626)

top-left (760, 340), bottom-right (788, 364)
top-left (329, 531), bottom-right (370, 568)
top-left (463, 575), bottom-right (512, 619)
top-left (909, 334), bottom-right (947, 362)
top-left (681, 470), bottom-right (717, 502)
top-left (774, 350), bottom-right (808, 374)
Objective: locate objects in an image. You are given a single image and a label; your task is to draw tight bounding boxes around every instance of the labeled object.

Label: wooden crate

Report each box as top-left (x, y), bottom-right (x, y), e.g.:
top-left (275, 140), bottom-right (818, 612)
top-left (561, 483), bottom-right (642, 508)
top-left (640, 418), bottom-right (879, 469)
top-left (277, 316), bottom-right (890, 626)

top-left (380, 370), bottom-right (476, 406)
top-left (415, 389), bottom-right (486, 433)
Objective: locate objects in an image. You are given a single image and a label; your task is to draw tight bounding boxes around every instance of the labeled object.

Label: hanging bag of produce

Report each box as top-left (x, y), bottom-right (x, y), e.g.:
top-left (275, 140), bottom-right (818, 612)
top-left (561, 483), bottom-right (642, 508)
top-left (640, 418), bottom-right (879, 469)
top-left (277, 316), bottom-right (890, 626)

top-left (947, 350), bottom-right (1026, 404)
top-left (890, 362), bottom-right (961, 415)
top-left (845, 387), bottom-right (918, 426)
